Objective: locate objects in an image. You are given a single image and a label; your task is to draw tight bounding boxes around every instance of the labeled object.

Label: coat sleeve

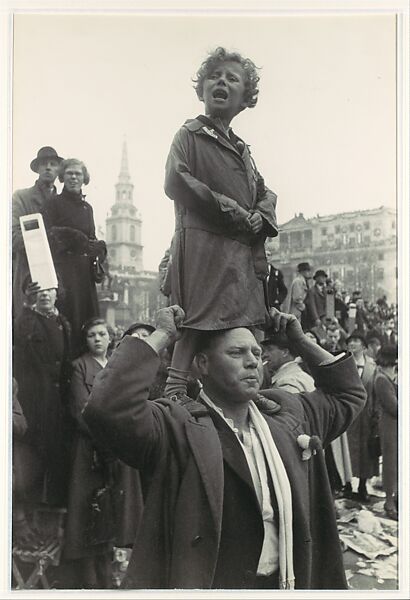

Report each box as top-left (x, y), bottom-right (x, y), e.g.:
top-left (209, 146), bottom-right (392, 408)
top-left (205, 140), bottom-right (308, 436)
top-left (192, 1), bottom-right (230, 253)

top-left (278, 271), bottom-right (288, 305)
top-left (69, 360), bottom-right (94, 435)
top-left (253, 172), bottom-right (278, 238)
top-left (82, 337), bottom-right (167, 470)
top-left (375, 375), bottom-right (398, 418)
top-left (306, 288), bottom-right (320, 323)
top-left (264, 354), bottom-right (367, 447)
top-left (12, 191), bottom-right (27, 254)
top-left (164, 127), bottom-right (250, 231)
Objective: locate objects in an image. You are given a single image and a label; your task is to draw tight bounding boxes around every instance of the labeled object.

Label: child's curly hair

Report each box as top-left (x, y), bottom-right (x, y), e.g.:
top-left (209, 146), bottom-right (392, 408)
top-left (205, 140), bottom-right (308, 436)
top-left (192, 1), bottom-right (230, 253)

top-left (193, 47), bottom-right (260, 109)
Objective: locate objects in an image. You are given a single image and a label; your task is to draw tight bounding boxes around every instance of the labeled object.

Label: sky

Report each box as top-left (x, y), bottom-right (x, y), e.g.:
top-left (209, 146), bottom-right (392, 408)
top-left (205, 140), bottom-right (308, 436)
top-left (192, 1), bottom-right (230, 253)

top-left (12, 12), bottom-right (397, 271)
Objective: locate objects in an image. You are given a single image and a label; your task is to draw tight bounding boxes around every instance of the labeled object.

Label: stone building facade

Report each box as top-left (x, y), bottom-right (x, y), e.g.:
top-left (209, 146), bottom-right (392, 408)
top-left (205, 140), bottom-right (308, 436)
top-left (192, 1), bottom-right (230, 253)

top-left (266, 206), bottom-right (397, 302)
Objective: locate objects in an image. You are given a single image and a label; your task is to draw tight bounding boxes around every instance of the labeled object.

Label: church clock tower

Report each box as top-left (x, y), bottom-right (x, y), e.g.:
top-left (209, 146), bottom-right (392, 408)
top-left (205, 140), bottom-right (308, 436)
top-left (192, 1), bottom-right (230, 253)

top-left (106, 140), bottom-right (143, 272)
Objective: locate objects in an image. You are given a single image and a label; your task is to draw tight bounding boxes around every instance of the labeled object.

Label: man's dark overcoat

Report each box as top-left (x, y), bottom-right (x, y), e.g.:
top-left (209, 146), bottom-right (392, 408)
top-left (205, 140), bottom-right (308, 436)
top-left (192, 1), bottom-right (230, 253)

top-left (84, 337), bottom-right (366, 590)
top-left (13, 306), bottom-right (73, 506)
top-left (165, 117), bottom-right (278, 330)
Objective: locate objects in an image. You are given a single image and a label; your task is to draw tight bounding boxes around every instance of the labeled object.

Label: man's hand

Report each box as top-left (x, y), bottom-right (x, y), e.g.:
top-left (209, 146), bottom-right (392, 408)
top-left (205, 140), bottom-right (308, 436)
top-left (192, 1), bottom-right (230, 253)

top-left (247, 211), bottom-right (263, 234)
top-left (24, 281), bottom-right (41, 305)
top-left (134, 305), bottom-right (185, 356)
top-left (155, 305), bottom-right (185, 342)
top-left (268, 307), bottom-right (305, 343)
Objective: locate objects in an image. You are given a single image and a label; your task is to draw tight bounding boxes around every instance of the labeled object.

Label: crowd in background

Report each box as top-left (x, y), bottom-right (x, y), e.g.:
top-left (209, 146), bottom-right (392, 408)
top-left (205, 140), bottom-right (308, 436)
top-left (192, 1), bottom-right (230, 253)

top-left (11, 146), bottom-right (398, 590)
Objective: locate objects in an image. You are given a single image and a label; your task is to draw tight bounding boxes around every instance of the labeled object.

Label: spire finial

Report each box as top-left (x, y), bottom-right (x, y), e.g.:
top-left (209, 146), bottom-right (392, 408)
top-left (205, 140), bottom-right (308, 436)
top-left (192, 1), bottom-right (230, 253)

top-left (119, 137), bottom-right (130, 182)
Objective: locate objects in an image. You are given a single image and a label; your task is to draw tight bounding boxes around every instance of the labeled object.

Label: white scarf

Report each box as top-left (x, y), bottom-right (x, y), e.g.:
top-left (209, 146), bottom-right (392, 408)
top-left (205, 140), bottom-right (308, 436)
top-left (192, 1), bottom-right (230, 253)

top-left (248, 400), bottom-right (295, 590)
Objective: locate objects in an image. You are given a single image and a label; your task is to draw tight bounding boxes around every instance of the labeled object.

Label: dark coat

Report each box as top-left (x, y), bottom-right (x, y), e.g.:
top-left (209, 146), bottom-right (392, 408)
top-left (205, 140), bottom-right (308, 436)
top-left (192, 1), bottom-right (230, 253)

top-left (164, 116), bottom-right (278, 330)
top-left (347, 356), bottom-right (379, 479)
top-left (373, 370), bottom-right (397, 495)
top-left (12, 180), bottom-right (56, 319)
top-left (64, 353), bottom-right (143, 560)
top-left (83, 338), bottom-right (366, 590)
top-left (42, 187), bottom-right (106, 356)
top-left (267, 265), bottom-right (288, 309)
top-left (306, 285), bottom-right (327, 327)
top-left (13, 307), bottom-right (73, 506)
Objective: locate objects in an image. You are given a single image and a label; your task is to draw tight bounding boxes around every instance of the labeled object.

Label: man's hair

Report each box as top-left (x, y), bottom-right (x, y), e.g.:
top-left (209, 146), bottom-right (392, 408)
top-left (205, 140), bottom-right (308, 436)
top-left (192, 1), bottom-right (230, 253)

top-left (195, 326), bottom-right (258, 356)
top-left (193, 47), bottom-right (260, 109)
top-left (58, 158), bottom-right (90, 185)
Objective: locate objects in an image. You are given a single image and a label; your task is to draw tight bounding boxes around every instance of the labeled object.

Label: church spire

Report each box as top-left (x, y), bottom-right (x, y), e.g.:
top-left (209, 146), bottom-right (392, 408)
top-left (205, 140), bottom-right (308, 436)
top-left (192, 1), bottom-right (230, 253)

top-left (119, 138), bottom-right (130, 183)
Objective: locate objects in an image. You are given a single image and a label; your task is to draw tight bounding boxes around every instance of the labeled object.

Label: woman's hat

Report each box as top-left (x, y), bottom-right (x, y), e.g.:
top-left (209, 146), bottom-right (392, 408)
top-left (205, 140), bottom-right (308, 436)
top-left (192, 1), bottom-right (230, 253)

top-left (30, 146), bottom-right (64, 173)
top-left (314, 269), bottom-right (328, 279)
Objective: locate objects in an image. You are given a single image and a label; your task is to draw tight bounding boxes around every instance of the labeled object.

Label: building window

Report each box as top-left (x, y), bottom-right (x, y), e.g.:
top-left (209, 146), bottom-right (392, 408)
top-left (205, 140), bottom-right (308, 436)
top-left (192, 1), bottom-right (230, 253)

top-left (364, 222), bottom-right (370, 230)
top-left (335, 225), bottom-right (341, 234)
top-left (111, 224), bottom-right (117, 241)
top-left (392, 221), bottom-right (396, 229)
top-left (378, 252), bottom-right (384, 260)
top-left (376, 267), bottom-right (384, 280)
top-left (109, 248), bottom-right (116, 258)
top-left (349, 224), bottom-right (355, 232)
top-left (130, 225), bottom-right (135, 242)
top-left (279, 233), bottom-right (288, 248)
top-left (364, 236), bottom-right (370, 245)
top-left (349, 237), bottom-right (355, 246)
top-left (130, 249), bottom-right (137, 258)
top-left (321, 227), bottom-right (327, 236)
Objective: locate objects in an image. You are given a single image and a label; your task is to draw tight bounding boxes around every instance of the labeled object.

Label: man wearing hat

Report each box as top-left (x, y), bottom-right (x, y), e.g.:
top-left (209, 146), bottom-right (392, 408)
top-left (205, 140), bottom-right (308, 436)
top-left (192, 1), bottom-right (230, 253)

top-left (306, 269), bottom-right (328, 329)
top-left (261, 331), bottom-right (315, 394)
top-left (345, 330), bottom-right (378, 502)
top-left (12, 146), bottom-right (64, 319)
top-left (282, 262), bottom-right (312, 324)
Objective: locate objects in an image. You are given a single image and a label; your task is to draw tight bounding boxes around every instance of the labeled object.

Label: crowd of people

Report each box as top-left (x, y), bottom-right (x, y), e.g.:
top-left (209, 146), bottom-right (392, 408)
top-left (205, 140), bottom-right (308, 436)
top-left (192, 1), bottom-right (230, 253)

top-left (11, 46), bottom-right (398, 591)
top-left (265, 259), bottom-right (398, 518)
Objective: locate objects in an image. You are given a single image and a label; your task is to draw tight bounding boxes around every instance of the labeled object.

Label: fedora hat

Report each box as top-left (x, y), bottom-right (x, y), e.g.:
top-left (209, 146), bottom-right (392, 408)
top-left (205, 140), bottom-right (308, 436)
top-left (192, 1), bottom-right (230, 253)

top-left (297, 262), bottom-right (311, 273)
top-left (30, 146), bottom-right (64, 173)
top-left (314, 269), bottom-right (328, 280)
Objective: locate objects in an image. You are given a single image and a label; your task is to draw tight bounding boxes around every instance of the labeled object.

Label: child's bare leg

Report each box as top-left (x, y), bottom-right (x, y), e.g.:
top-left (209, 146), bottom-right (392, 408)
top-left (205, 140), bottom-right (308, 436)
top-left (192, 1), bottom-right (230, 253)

top-left (165, 329), bottom-right (202, 398)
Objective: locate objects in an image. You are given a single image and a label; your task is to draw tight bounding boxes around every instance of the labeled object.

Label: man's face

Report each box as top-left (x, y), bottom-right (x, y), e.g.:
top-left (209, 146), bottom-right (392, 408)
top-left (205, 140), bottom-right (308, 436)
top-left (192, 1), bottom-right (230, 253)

top-left (198, 328), bottom-right (263, 404)
top-left (301, 269), bottom-right (312, 279)
top-left (326, 329), bottom-right (340, 347)
top-left (37, 158), bottom-right (60, 185)
top-left (347, 337), bottom-right (364, 356)
top-left (261, 343), bottom-right (289, 377)
top-left (367, 341), bottom-right (381, 359)
top-left (315, 275), bottom-right (326, 286)
top-left (35, 288), bottom-right (57, 312)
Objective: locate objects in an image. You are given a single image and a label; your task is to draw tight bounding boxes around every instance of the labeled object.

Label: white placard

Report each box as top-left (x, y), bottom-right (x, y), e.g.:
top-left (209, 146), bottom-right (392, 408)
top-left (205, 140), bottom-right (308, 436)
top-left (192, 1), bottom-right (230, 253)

top-left (19, 213), bottom-right (58, 291)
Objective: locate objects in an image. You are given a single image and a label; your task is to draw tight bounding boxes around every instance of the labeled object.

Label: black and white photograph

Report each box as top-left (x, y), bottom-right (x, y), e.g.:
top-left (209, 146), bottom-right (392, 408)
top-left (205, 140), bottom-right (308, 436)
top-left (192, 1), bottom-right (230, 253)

top-left (1, 0), bottom-right (409, 597)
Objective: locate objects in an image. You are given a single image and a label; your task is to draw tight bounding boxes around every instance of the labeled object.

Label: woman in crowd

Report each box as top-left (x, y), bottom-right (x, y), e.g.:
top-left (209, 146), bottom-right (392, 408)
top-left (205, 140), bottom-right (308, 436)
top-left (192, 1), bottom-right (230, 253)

top-left (42, 158), bottom-right (106, 356)
top-left (64, 318), bottom-right (142, 589)
top-left (13, 283), bottom-right (72, 508)
top-left (373, 345), bottom-right (398, 520)
top-left (164, 46), bottom-right (278, 399)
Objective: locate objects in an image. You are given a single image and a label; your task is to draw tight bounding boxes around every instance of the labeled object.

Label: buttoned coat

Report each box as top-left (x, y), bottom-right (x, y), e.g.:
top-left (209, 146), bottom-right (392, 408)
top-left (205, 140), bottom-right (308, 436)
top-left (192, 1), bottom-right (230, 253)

top-left (346, 356), bottom-right (379, 479)
top-left (282, 275), bottom-right (309, 320)
top-left (306, 284), bottom-right (327, 327)
top-left (12, 181), bottom-right (55, 319)
top-left (84, 337), bottom-right (366, 590)
top-left (164, 117), bottom-right (278, 330)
